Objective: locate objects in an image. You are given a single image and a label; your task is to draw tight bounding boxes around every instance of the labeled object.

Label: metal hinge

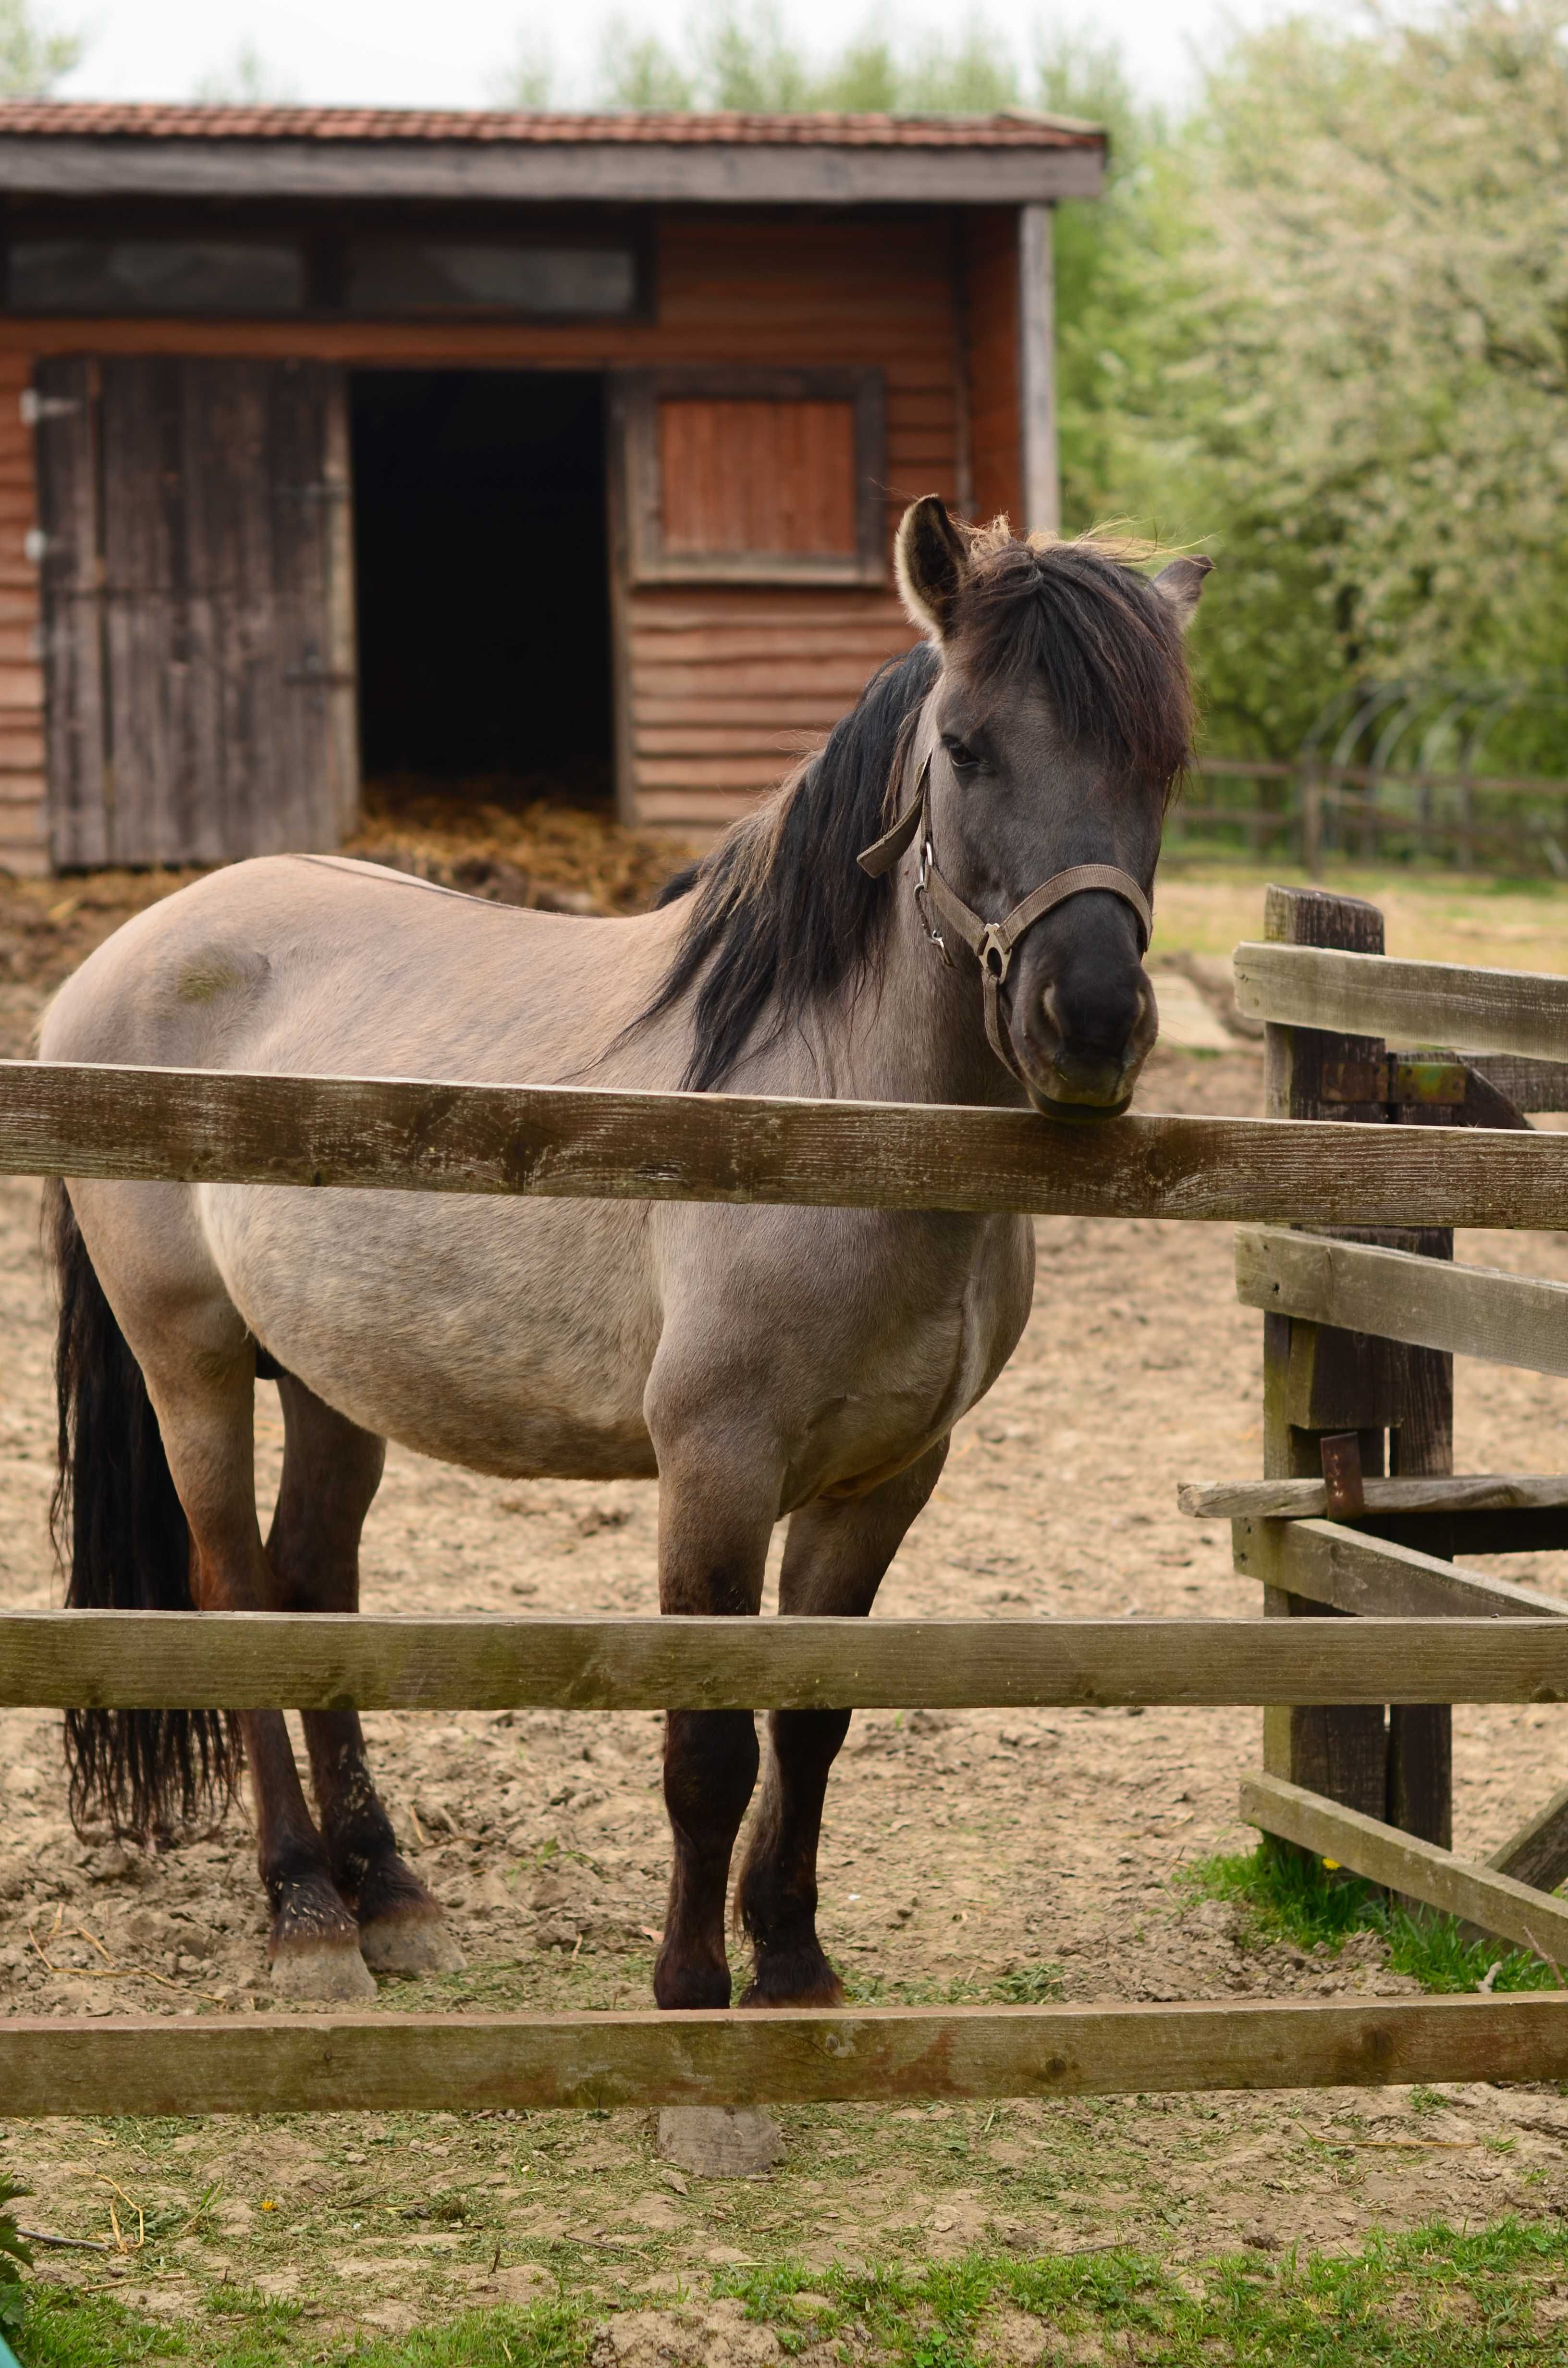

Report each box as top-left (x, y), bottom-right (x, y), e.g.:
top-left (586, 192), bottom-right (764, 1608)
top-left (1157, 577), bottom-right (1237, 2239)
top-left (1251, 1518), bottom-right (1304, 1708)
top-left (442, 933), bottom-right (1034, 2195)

top-left (1320, 1056), bottom-right (1469, 1107)
top-left (283, 657), bottom-right (356, 688)
top-left (19, 389), bottom-right (81, 426)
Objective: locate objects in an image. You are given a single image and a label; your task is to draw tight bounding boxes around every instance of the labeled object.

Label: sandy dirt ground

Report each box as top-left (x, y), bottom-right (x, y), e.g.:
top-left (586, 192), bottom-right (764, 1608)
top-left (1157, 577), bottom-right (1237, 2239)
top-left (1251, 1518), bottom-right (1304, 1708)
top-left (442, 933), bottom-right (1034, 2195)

top-left (4, 861), bottom-right (1568, 2357)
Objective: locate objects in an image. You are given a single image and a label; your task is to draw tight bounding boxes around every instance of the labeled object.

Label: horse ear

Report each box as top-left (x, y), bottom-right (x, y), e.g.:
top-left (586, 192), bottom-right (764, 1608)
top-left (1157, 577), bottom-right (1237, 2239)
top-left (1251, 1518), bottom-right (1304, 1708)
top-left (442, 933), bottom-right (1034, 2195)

top-left (1151, 555), bottom-right (1213, 631)
top-left (895, 496), bottom-right (970, 641)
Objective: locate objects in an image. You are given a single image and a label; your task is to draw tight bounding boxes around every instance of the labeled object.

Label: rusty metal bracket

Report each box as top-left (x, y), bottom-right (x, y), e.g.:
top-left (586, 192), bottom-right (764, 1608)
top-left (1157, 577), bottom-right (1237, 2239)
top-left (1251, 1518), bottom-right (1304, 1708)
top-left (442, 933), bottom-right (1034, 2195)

top-left (1320, 1432), bottom-right (1367, 1521)
top-left (1320, 1057), bottom-right (1468, 1106)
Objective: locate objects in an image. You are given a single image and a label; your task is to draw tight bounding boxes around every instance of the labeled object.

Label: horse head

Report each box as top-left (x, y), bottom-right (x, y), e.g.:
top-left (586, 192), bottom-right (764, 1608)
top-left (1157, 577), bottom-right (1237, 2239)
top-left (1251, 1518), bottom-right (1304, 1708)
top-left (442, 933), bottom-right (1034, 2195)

top-left (887, 497), bottom-right (1209, 1121)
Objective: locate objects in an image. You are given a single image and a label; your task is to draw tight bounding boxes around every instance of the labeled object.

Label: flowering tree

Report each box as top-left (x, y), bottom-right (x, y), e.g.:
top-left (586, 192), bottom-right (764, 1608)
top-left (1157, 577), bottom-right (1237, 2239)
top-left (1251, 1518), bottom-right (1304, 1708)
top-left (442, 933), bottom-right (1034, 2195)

top-left (1115, 2), bottom-right (1568, 761)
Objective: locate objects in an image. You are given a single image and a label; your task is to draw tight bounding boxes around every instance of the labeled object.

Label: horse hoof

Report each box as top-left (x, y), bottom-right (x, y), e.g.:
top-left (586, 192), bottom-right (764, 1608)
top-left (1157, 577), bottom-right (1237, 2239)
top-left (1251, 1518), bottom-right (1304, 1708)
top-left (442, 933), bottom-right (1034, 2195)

top-left (358, 1910), bottom-right (465, 1976)
top-left (740, 1948), bottom-right (845, 2009)
top-left (269, 1936), bottom-right (377, 2003)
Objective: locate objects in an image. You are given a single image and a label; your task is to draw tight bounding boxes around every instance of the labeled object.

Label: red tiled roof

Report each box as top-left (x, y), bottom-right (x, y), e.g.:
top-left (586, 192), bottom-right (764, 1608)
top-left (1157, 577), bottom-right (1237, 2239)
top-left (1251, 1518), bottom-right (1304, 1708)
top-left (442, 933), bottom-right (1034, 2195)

top-left (0, 100), bottom-right (1102, 150)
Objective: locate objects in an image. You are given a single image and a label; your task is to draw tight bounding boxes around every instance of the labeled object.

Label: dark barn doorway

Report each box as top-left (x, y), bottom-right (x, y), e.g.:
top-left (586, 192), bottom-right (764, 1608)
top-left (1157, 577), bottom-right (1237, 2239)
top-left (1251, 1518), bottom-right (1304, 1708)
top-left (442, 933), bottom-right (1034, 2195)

top-left (350, 369), bottom-right (613, 798)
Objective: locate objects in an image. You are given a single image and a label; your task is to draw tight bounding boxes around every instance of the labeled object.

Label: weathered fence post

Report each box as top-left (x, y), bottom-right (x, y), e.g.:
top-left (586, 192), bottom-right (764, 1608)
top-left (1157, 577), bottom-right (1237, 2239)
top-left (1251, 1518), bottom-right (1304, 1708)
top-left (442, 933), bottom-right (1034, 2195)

top-left (1259, 882), bottom-right (1459, 1854)
top-left (1261, 885), bottom-right (1399, 1824)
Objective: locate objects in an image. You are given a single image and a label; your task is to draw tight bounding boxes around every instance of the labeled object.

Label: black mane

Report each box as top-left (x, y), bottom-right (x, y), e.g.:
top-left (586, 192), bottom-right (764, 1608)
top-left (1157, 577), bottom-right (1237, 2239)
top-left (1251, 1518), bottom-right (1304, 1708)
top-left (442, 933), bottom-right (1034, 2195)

top-left (639, 639), bottom-right (938, 1094)
top-left (639, 533), bottom-right (1194, 1094)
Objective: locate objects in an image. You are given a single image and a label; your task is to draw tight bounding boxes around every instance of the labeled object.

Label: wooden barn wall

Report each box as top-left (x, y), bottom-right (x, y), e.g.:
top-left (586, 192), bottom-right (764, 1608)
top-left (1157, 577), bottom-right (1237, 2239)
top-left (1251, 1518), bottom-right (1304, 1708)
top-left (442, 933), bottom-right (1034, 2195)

top-left (0, 205), bottom-right (1008, 852)
top-left (962, 210), bottom-right (1023, 531)
top-left (0, 354), bottom-right (46, 874)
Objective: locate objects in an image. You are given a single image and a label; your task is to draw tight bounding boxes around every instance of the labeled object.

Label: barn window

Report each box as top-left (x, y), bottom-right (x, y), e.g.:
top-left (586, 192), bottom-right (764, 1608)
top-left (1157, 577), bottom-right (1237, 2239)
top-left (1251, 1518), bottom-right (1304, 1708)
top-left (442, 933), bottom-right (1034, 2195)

top-left (343, 238), bottom-right (640, 319)
top-left (8, 236), bottom-right (304, 316)
top-left (616, 368), bottom-right (886, 586)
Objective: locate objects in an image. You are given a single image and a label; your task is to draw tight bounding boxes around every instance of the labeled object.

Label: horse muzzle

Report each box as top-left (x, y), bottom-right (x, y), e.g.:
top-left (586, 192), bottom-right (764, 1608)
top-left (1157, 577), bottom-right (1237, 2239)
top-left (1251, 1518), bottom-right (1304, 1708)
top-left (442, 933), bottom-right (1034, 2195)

top-left (1017, 977), bottom-right (1156, 1122)
top-left (1024, 1059), bottom-right (1137, 1122)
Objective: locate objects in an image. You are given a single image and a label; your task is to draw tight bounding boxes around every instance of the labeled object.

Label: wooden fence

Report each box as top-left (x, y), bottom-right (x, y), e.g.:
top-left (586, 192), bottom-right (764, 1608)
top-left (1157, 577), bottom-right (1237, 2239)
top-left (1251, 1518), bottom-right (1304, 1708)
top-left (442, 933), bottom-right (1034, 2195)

top-left (1176, 760), bottom-right (1568, 875)
top-left (1194, 883), bottom-right (1568, 1967)
top-left (6, 884), bottom-right (1568, 2114)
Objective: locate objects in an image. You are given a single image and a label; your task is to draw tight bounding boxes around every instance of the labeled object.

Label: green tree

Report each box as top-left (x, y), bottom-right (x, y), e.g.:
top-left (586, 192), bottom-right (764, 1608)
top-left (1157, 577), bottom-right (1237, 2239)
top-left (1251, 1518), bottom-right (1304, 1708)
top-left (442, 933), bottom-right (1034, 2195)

top-left (0, 0), bottom-right (80, 94)
top-left (1111, 1), bottom-right (1568, 764)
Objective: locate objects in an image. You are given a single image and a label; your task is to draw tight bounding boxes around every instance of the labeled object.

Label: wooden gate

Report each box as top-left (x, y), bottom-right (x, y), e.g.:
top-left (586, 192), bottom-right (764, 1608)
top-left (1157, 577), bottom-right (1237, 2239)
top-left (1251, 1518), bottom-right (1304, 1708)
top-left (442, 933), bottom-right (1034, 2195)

top-left (33, 356), bottom-right (358, 867)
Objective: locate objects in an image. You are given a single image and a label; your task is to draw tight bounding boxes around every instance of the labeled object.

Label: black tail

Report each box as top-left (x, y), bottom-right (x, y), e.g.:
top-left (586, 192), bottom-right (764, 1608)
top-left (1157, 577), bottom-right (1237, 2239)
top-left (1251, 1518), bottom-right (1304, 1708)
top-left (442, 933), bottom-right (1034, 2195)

top-left (47, 1181), bottom-right (239, 1843)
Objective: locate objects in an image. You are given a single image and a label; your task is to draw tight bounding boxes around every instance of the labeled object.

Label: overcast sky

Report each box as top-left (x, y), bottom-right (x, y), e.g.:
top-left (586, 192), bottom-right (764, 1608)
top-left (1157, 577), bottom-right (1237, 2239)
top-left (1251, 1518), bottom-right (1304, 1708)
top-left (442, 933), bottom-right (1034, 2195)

top-left (55, 0), bottom-right (1287, 113)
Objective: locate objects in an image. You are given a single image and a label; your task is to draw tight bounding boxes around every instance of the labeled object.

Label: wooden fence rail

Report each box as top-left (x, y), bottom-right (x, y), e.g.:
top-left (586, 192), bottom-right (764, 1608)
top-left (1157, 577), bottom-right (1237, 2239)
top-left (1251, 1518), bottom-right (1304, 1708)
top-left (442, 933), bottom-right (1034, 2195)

top-left (6, 1998), bottom-right (1568, 2117)
top-left (1235, 1228), bottom-right (1568, 1376)
top-left (8, 1611), bottom-right (1568, 1711)
top-left (4, 1059), bottom-right (1568, 1228)
top-left (1235, 942), bottom-right (1568, 1062)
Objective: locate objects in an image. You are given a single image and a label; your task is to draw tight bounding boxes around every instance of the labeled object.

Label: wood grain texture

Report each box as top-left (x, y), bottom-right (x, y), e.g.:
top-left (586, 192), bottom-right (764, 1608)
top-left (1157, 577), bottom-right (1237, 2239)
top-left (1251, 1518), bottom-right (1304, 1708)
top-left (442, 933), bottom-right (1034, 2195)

top-left (38, 357), bottom-right (352, 866)
top-left (1256, 886), bottom-right (1391, 1821)
top-left (1242, 1774), bottom-right (1568, 1964)
top-left (1237, 1227), bottom-right (1568, 1378)
top-left (9, 1061), bottom-right (1568, 1226)
top-left (1464, 1054), bottom-right (1568, 1114)
top-left (1236, 942), bottom-right (1568, 1063)
top-left (7, 1609), bottom-right (1568, 1710)
top-left (0, 137), bottom-right (1106, 210)
top-left (2, 1995), bottom-right (1567, 2114)
top-left (1017, 203), bottom-right (1057, 536)
top-left (1231, 1516), bottom-right (1568, 1620)
top-left (962, 209), bottom-right (1021, 524)
top-left (1183, 1475), bottom-right (1568, 1521)
top-left (1489, 1780), bottom-right (1568, 1895)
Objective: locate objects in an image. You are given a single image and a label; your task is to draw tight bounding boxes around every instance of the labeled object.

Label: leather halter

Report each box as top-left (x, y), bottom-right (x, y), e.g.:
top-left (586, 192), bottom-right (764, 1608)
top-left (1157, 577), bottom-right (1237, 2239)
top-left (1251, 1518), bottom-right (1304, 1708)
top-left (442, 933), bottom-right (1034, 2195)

top-left (856, 722), bottom-right (1154, 1089)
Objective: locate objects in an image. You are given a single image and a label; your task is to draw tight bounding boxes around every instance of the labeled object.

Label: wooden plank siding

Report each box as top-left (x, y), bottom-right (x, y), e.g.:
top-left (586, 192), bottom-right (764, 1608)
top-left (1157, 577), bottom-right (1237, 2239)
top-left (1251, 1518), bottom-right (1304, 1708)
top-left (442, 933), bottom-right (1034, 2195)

top-left (0, 349), bottom-right (45, 873)
top-left (0, 205), bottom-right (1022, 846)
top-left (962, 209), bottom-right (1023, 529)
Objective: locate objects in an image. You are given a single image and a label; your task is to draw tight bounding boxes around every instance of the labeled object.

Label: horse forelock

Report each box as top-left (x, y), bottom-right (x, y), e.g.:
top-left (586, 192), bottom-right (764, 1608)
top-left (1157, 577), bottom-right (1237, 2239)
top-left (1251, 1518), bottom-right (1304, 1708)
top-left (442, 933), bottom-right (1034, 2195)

top-left (949, 526), bottom-right (1196, 809)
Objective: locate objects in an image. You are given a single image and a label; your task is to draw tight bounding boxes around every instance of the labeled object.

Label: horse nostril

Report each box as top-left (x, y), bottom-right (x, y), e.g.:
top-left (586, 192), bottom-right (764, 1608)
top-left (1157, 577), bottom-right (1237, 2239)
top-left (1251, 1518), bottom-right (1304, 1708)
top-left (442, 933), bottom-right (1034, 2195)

top-left (1041, 985), bottom-right (1063, 1039)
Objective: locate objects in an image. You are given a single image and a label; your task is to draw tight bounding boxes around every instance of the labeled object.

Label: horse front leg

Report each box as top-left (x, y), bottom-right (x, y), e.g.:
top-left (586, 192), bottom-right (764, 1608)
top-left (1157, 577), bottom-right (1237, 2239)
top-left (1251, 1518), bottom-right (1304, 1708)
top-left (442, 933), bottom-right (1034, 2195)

top-left (738, 1438), bottom-right (949, 2008)
top-left (649, 1418), bottom-right (779, 2010)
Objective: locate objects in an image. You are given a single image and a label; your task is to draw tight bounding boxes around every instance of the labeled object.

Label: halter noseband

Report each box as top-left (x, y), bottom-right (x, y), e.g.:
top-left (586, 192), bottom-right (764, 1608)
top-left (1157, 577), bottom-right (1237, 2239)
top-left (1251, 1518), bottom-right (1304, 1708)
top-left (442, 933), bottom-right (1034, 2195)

top-left (855, 726), bottom-right (1153, 1090)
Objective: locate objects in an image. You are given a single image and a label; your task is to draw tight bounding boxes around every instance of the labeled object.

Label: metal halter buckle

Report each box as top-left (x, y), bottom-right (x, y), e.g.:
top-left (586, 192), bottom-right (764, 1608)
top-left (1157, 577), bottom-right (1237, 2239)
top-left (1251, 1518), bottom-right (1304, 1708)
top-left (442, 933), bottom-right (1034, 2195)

top-left (915, 835), bottom-right (953, 965)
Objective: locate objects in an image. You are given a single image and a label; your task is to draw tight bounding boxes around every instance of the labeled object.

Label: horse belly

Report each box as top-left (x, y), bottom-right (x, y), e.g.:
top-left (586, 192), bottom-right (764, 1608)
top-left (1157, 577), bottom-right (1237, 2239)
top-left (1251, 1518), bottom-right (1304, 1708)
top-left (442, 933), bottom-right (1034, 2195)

top-left (199, 1184), bottom-right (662, 1480)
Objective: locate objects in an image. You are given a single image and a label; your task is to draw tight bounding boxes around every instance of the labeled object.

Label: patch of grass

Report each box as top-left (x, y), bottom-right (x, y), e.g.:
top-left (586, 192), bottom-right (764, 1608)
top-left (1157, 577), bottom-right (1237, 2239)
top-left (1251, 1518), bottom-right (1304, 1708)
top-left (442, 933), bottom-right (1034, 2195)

top-left (843, 1961), bottom-right (1064, 2007)
top-left (17, 2288), bottom-right (589, 2367)
top-left (25, 2221), bottom-right (1568, 2365)
top-left (1183, 1840), bottom-right (1563, 1993)
top-left (726, 2222), bottom-right (1568, 2364)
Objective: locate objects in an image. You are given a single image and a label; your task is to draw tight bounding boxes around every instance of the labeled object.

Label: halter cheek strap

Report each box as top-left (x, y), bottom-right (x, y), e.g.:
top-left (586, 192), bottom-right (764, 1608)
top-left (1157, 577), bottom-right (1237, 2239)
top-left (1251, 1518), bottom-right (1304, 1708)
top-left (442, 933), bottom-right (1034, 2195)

top-left (856, 741), bottom-right (1153, 1089)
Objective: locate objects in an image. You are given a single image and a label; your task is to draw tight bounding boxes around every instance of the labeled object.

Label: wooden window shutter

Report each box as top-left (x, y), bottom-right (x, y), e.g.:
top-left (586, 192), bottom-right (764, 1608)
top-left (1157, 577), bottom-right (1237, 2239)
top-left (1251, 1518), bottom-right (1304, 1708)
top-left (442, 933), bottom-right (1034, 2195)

top-left (616, 368), bottom-right (886, 586)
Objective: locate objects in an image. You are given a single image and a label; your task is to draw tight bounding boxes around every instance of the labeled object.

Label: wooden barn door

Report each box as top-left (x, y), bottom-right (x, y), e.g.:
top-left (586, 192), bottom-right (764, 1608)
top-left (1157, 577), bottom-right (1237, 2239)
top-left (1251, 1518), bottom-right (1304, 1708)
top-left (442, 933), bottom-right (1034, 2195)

top-left (35, 356), bottom-right (357, 867)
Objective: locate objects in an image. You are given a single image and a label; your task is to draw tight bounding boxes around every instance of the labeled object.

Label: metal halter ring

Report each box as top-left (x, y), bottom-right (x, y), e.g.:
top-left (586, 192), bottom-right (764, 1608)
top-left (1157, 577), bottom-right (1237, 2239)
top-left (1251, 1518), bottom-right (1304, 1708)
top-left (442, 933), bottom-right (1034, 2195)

top-left (915, 836), bottom-right (953, 965)
top-left (978, 926), bottom-right (1012, 985)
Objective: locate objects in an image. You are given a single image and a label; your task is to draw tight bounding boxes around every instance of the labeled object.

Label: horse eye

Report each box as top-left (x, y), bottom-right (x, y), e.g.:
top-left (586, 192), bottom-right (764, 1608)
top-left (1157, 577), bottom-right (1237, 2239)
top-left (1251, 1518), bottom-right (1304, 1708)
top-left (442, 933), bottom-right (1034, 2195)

top-left (943, 738), bottom-right (979, 773)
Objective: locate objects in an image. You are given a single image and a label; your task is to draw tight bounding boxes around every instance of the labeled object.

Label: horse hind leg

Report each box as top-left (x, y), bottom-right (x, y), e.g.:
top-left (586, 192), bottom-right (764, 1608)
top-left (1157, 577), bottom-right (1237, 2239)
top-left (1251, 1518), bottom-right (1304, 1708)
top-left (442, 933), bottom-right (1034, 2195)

top-left (139, 1339), bottom-right (376, 2001)
top-left (737, 1438), bottom-right (949, 2008)
top-left (268, 1372), bottom-right (463, 1976)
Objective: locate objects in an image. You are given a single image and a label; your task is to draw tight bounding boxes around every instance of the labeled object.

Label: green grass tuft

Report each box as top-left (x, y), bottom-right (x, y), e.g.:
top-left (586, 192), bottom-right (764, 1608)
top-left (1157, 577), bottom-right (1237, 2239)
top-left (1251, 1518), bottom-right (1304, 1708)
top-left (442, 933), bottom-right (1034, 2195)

top-left (23, 2222), bottom-right (1568, 2366)
top-left (1183, 1838), bottom-right (1563, 1993)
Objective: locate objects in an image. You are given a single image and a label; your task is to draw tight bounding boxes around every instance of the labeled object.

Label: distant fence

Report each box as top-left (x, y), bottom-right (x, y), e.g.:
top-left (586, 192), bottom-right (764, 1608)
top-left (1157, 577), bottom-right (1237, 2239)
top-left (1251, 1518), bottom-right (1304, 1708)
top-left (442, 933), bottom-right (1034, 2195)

top-left (7, 914), bottom-right (1568, 2116)
top-left (1177, 760), bottom-right (1568, 875)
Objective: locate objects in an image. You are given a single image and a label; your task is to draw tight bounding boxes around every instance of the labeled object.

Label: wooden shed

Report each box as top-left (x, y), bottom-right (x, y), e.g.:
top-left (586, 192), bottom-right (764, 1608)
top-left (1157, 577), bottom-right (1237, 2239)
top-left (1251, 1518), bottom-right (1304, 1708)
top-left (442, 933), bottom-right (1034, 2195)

top-left (0, 101), bottom-right (1104, 875)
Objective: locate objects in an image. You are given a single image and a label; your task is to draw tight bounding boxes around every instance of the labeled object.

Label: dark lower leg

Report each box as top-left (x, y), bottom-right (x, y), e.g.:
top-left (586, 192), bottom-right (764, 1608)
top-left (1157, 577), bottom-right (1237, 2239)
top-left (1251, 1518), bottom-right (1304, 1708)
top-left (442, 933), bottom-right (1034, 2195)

top-left (300, 1708), bottom-right (453, 1966)
top-left (735, 1438), bottom-right (948, 2006)
top-left (738, 1709), bottom-right (851, 2005)
top-left (270, 1378), bottom-right (452, 1967)
top-left (655, 1708), bottom-right (760, 2009)
top-left (240, 1706), bottom-right (362, 1963)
